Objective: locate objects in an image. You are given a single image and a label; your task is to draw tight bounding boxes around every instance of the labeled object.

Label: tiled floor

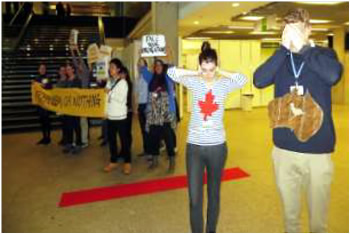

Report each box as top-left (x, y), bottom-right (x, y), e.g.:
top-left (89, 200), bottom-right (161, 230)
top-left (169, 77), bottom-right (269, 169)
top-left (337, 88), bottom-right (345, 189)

top-left (2, 105), bottom-right (348, 232)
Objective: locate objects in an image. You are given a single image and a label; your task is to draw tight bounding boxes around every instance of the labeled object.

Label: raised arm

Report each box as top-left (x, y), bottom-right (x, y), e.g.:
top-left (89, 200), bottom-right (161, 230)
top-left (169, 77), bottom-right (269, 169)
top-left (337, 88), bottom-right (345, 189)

top-left (166, 66), bottom-right (199, 89)
top-left (139, 66), bottom-right (153, 84)
top-left (218, 70), bottom-right (248, 93)
top-left (303, 47), bottom-right (343, 86)
top-left (253, 45), bottom-right (289, 88)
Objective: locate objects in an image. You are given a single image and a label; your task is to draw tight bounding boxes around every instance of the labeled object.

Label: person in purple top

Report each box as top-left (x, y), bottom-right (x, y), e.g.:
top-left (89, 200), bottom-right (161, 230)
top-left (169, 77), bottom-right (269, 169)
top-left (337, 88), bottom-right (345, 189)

top-left (34, 63), bottom-right (53, 145)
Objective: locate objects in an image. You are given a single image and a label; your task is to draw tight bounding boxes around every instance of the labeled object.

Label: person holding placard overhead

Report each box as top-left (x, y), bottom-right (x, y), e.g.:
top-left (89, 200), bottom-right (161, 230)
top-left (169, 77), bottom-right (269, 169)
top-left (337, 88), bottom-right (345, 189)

top-left (253, 8), bottom-right (343, 233)
top-left (138, 54), bottom-right (177, 173)
top-left (167, 42), bottom-right (247, 233)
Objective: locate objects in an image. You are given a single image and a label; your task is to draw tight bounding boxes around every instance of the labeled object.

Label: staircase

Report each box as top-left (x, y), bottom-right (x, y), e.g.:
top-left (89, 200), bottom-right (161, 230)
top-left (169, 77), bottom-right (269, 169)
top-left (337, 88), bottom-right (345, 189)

top-left (2, 15), bottom-right (100, 133)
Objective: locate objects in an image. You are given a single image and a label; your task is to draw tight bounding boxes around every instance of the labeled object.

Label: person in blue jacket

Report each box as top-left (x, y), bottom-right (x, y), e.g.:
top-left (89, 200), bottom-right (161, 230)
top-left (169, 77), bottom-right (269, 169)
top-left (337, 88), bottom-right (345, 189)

top-left (138, 58), bottom-right (176, 172)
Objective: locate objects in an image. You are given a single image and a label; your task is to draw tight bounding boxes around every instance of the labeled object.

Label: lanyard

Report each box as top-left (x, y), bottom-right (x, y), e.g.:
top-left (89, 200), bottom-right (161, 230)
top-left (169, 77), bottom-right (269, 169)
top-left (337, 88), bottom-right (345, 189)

top-left (290, 53), bottom-right (305, 86)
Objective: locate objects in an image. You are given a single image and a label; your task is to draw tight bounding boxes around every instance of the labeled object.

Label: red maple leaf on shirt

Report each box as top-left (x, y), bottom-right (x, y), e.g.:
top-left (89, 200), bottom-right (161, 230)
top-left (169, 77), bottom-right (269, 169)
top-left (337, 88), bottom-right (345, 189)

top-left (198, 90), bottom-right (219, 121)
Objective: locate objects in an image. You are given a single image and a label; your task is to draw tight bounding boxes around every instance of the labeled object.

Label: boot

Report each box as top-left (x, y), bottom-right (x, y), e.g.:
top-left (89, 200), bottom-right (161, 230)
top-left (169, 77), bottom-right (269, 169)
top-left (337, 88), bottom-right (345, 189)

top-left (168, 157), bottom-right (175, 173)
top-left (148, 155), bottom-right (159, 169)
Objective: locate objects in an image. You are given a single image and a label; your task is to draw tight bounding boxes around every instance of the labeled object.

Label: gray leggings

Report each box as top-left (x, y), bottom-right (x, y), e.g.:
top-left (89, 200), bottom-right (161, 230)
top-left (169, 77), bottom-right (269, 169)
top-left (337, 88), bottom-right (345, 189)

top-left (186, 143), bottom-right (227, 233)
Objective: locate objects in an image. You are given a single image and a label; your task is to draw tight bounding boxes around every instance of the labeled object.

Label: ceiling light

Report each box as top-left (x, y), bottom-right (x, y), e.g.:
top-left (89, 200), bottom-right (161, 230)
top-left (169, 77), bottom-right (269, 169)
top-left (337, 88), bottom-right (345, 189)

top-left (186, 37), bottom-right (212, 40)
top-left (240, 16), bottom-right (264, 21)
top-left (311, 28), bottom-right (329, 32)
top-left (296, 1), bottom-right (342, 5)
top-left (310, 19), bottom-right (332, 24)
top-left (232, 3), bottom-right (240, 7)
top-left (345, 22), bottom-right (349, 25)
top-left (250, 31), bottom-right (277, 35)
top-left (194, 21), bottom-right (199, 25)
top-left (228, 26), bottom-right (254, 30)
top-left (205, 31), bottom-right (235, 34)
top-left (261, 38), bottom-right (281, 42)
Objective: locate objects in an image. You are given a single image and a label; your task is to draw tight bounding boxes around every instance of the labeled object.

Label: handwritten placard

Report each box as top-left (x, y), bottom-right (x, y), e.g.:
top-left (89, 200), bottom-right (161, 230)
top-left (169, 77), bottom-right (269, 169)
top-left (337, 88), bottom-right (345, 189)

top-left (141, 34), bottom-right (166, 57)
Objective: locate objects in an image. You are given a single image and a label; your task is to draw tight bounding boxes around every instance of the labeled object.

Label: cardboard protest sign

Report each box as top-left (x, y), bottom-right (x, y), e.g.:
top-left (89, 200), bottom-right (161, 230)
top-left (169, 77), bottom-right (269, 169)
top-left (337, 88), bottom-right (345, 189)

top-left (96, 57), bottom-right (110, 80)
top-left (69, 29), bottom-right (79, 45)
top-left (141, 34), bottom-right (167, 57)
top-left (87, 43), bottom-right (100, 65)
top-left (99, 45), bottom-right (112, 58)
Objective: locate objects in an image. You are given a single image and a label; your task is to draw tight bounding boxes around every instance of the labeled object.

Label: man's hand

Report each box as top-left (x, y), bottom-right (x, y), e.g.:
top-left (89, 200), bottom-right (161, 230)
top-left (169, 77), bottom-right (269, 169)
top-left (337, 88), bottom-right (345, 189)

top-left (282, 25), bottom-right (292, 50)
top-left (286, 23), bottom-right (308, 53)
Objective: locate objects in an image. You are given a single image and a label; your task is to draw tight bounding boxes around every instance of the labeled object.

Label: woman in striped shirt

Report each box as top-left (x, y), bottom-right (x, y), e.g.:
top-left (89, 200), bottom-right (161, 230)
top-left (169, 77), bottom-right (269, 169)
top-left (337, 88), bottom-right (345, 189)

top-left (167, 42), bottom-right (247, 233)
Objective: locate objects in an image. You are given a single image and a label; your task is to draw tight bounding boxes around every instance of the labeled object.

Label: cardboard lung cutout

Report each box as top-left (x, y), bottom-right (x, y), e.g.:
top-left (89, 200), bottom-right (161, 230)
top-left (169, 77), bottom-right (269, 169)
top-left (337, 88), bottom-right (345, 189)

top-left (268, 90), bottom-right (324, 142)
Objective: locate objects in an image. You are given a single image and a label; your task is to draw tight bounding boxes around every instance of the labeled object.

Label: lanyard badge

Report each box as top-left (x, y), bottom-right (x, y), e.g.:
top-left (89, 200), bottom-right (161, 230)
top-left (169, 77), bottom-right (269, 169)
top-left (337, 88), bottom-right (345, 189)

top-left (289, 53), bottom-right (305, 96)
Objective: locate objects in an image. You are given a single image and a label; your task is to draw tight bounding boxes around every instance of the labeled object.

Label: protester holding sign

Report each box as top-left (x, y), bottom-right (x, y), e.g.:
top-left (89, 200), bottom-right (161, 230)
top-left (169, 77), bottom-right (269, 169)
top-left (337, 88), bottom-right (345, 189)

top-left (71, 44), bottom-right (90, 149)
top-left (34, 63), bottom-right (53, 145)
top-left (103, 58), bottom-right (132, 175)
top-left (55, 65), bottom-right (68, 145)
top-left (62, 64), bottom-right (83, 154)
top-left (167, 41), bottom-right (247, 233)
top-left (253, 8), bottom-right (343, 233)
top-left (138, 58), bottom-right (177, 173)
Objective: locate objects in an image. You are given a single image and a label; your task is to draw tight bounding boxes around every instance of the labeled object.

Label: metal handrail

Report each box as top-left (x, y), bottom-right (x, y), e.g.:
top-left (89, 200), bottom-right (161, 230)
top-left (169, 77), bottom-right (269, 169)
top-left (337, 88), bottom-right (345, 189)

top-left (9, 2), bottom-right (25, 26)
top-left (98, 16), bottom-right (105, 44)
top-left (14, 12), bottom-right (33, 50)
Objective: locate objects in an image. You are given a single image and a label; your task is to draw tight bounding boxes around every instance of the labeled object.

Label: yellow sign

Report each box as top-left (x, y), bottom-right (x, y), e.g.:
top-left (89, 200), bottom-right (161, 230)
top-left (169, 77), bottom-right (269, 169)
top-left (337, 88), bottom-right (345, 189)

top-left (31, 82), bottom-right (106, 118)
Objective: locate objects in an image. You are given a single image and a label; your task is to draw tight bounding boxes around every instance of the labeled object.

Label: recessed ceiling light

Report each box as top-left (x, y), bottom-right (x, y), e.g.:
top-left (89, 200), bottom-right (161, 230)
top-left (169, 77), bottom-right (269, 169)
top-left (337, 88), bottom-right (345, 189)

top-left (250, 31), bottom-right (277, 35)
top-left (240, 16), bottom-right (264, 21)
top-left (261, 38), bottom-right (281, 42)
top-left (311, 28), bottom-right (329, 32)
top-left (205, 31), bottom-right (235, 34)
top-left (232, 3), bottom-right (240, 7)
top-left (186, 37), bottom-right (212, 40)
top-left (194, 21), bottom-right (199, 25)
top-left (296, 1), bottom-right (342, 5)
top-left (310, 19), bottom-right (332, 24)
top-left (327, 33), bottom-right (335, 36)
top-left (228, 26), bottom-right (254, 30)
top-left (345, 22), bottom-right (349, 25)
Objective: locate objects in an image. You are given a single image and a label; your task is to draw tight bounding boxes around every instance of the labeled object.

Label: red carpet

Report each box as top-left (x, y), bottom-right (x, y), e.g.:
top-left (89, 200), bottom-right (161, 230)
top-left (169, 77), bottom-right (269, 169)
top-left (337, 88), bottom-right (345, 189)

top-left (59, 167), bottom-right (249, 208)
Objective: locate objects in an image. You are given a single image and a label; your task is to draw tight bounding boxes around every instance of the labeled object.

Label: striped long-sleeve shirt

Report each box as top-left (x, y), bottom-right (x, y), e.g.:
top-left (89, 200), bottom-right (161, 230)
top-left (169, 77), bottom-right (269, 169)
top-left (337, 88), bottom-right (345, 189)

top-left (167, 67), bottom-right (247, 146)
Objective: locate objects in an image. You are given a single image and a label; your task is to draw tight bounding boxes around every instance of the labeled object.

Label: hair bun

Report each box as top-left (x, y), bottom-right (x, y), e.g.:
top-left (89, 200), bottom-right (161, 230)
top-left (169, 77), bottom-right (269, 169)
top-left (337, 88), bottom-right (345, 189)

top-left (201, 41), bottom-right (211, 52)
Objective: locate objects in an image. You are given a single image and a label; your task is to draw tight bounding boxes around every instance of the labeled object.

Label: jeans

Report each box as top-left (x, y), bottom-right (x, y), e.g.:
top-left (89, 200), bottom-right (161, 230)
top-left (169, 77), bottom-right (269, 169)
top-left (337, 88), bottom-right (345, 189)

top-left (186, 143), bottom-right (227, 233)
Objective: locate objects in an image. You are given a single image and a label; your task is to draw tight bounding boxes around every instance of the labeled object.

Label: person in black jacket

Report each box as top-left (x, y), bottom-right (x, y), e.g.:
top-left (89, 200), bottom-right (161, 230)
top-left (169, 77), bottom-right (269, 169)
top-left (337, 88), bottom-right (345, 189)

top-left (34, 63), bottom-right (53, 145)
top-left (253, 8), bottom-right (343, 233)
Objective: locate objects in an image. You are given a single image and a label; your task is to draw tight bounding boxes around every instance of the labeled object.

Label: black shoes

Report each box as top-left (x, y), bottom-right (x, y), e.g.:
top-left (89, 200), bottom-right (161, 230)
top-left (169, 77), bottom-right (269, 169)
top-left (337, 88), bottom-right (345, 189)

top-left (37, 138), bottom-right (51, 145)
top-left (148, 155), bottom-right (159, 169)
top-left (168, 157), bottom-right (175, 173)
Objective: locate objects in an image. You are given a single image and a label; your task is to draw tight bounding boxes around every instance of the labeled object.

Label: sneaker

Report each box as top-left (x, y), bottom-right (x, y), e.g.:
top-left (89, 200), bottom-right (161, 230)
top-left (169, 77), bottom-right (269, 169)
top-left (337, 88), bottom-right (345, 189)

top-left (71, 145), bottom-right (82, 154)
top-left (81, 143), bottom-right (89, 149)
top-left (123, 163), bottom-right (132, 175)
top-left (137, 152), bottom-right (147, 157)
top-left (103, 163), bottom-right (118, 173)
top-left (100, 140), bottom-right (108, 147)
top-left (62, 145), bottom-right (73, 154)
top-left (42, 138), bottom-right (51, 145)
